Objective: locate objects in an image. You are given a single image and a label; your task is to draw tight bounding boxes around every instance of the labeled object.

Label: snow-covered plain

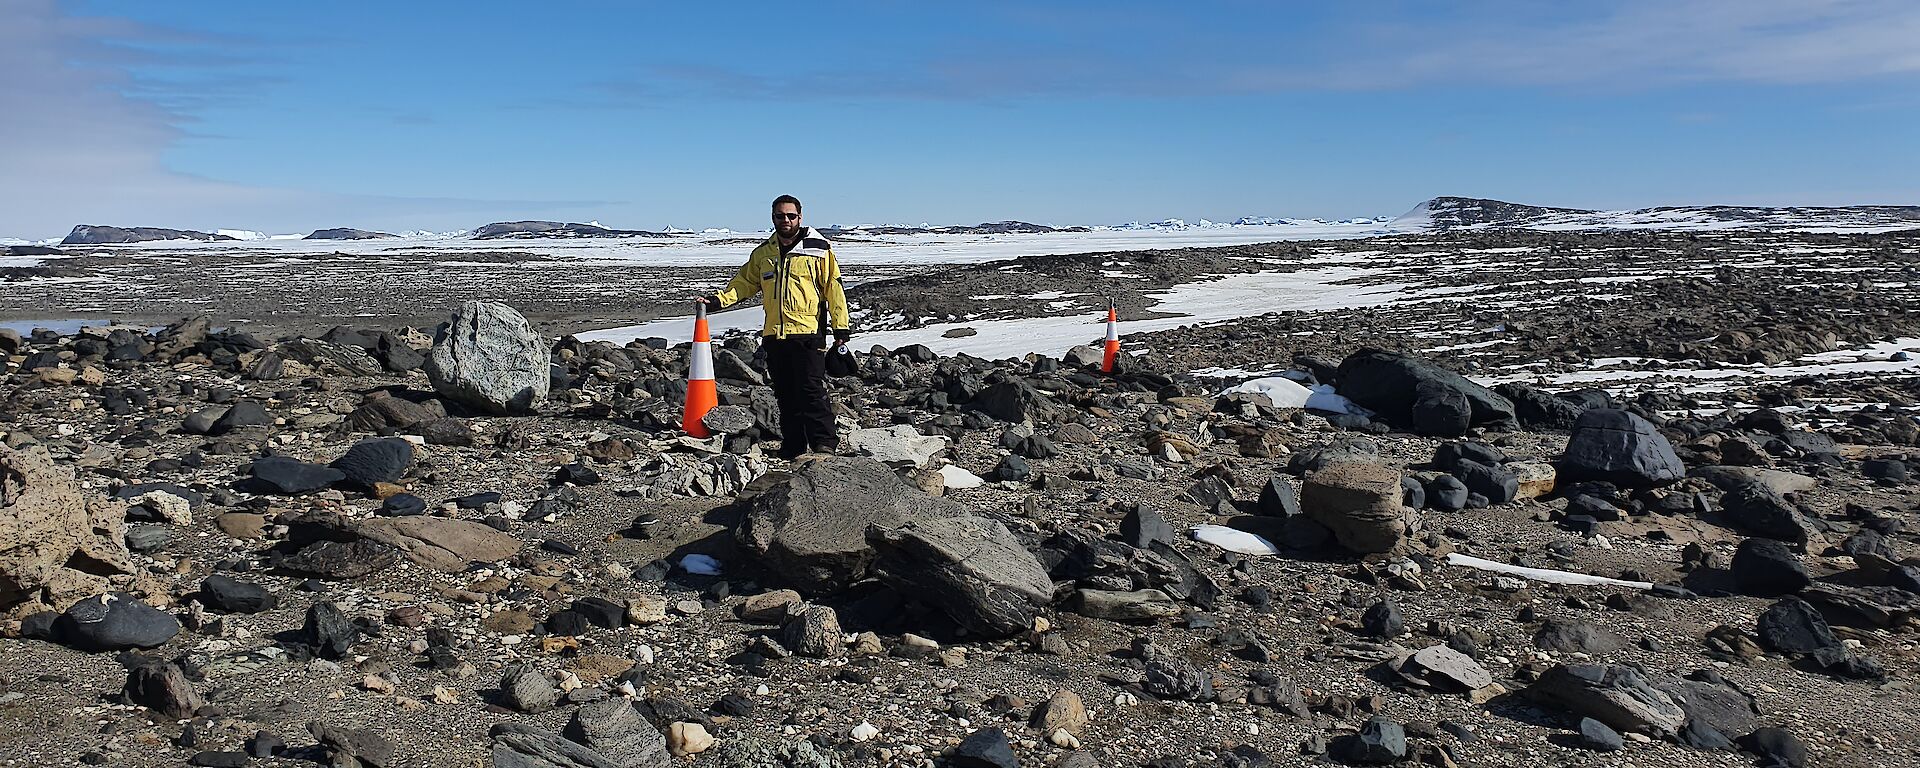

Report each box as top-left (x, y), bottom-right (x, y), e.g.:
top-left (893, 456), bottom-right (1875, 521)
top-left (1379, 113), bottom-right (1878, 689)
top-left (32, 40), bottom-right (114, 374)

top-left (577, 262), bottom-right (1411, 357)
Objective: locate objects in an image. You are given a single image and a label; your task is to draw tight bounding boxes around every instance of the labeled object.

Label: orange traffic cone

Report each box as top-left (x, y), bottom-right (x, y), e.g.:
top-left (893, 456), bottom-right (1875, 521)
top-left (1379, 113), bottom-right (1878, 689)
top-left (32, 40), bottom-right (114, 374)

top-left (682, 302), bottom-right (718, 437)
top-left (1100, 298), bottom-right (1120, 373)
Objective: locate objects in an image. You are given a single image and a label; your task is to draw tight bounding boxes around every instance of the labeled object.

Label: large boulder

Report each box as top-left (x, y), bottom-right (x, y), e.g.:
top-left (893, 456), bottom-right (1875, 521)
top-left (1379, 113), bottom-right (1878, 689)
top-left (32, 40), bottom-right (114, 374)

top-left (1300, 462), bottom-right (1407, 553)
top-left (1558, 409), bottom-right (1685, 487)
top-left (736, 457), bottom-right (964, 594)
top-left (425, 301), bottom-right (551, 415)
top-left (0, 446), bottom-right (132, 615)
top-left (1523, 664), bottom-right (1687, 738)
top-left (1333, 348), bottom-right (1516, 436)
top-left (53, 592), bottom-right (179, 651)
top-left (867, 515), bottom-right (1053, 638)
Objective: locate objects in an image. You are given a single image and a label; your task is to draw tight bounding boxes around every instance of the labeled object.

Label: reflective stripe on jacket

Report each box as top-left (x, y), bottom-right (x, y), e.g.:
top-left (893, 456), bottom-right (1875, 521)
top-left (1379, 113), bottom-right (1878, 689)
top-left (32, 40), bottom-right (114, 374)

top-left (713, 227), bottom-right (851, 338)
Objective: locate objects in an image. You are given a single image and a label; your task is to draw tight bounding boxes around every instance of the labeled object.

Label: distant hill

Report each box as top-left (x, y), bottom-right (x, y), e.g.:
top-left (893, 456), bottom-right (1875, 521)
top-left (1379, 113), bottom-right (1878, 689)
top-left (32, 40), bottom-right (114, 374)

top-left (305, 228), bottom-right (396, 240)
top-left (472, 221), bottom-right (667, 239)
top-left (1393, 196), bottom-right (1920, 232)
top-left (60, 225), bottom-right (238, 245)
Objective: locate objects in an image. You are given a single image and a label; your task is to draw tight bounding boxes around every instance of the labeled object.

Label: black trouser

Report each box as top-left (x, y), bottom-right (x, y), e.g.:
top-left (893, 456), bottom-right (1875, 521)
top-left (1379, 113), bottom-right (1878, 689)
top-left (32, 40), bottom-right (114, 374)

top-left (763, 334), bottom-right (837, 457)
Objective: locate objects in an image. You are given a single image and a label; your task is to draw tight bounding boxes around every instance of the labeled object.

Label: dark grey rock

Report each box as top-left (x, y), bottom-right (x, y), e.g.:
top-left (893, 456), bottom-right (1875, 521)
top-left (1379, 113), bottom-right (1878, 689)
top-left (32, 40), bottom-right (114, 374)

top-left (1731, 538), bottom-right (1810, 596)
top-left (1720, 483), bottom-right (1811, 545)
top-left (990, 454), bottom-right (1032, 482)
top-left (1179, 475), bottom-right (1235, 510)
top-left (1142, 657), bottom-right (1214, 701)
top-left (501, 663), bottom-right (558, 714)
top-left (949, 727), bottom-right (1019, 768)
top-left (1120, 505), bottom-right (1176, 549)
top-left (245, 456), bottom-right (346, 495)
top-left (298, 601), bottom-right (360, 659)
top-left (54, 593), bottom-right (179, 652)
top-left (1739, 727), bottom-right (1809, 768)
top-left (1410, 380), bottom-right (1471, 436)
top-left (1533, 619), bottom-right (1627, 654)
top-left (1522, 664), bottom-right (1686, 737)
top-left (1756, 598), bottom-right (1839, 654)
top-left (329, 438), bottom-right (413, 490)
top-left (1362, 599), bottom-right (1404, 638)
top-left (377, 493), bottom-right (427, 517)
top-left (969, 378), bottom-right (1057, 424)
top-left (199, 574), bottom-right (277, 614)
top-left (1863, 458), bottom-right (1909, 483)
top-left (122, 659), bottom-right (206, 719)
top-left (1399, 475), bottom-right (1425, 509)
top-left (492, 723), bottom-right (622, 768)
top-left (1658, 676), bottom-right (1760, 740)
top-left (1334, 348), bottom-right (1516, 436)
top-left (187, 751), bottom-right (247, 768)
top-left (564, 699), bottom-right (670, 768)
top-left (736, 457), bottom-right (965, 594)
top-left (711, 349), bottom-right (763, 385)
top-left (1257, 477), bottom-right (1301, 517)
top-left (866, 515), bottom-right (1052, 638)
top-left (1558, 408), bottom-right (1684, 487)
top-left (209, 401), bottom-right (273, 435)
top-left (182, 407), bottom-right (227, 435)
top-left (125, 525), bottom-right (173, 554)
top-left (1454, 458), bottom-right (1519, 505)
top-left (308, 722), bottom-right (395, 768)
top-left (1425, 474), bottom-right (1469, 511)
top-left (1578, 717), bottom-right (1624, 751)
top-left (1343, 716), bottom-right (1408, 764)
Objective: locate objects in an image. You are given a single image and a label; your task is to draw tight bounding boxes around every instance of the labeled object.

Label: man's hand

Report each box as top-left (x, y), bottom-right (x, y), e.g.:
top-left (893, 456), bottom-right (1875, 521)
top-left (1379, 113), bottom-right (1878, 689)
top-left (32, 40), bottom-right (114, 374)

top-left (689, 296), bottom-right (719, 310)
top-left (833, 329), bottom-right (851, 344)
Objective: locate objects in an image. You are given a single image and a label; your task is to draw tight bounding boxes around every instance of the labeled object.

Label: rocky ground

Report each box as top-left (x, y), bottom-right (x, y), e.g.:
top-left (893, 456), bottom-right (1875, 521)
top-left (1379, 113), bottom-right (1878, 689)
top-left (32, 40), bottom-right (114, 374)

top-left (0, 228), bottom-right (1917, 768)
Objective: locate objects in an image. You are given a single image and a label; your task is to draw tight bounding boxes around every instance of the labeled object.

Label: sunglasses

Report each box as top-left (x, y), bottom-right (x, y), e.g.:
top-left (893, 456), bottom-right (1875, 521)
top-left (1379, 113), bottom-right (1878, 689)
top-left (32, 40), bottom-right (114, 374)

top-left (773, 212), bottom-right (800, 220)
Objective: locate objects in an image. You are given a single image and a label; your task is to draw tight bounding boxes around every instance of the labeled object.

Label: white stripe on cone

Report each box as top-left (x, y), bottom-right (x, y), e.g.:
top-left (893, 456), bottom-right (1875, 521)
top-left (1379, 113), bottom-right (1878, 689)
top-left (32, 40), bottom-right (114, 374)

top-left (689, 341), bottom-right (714, 380)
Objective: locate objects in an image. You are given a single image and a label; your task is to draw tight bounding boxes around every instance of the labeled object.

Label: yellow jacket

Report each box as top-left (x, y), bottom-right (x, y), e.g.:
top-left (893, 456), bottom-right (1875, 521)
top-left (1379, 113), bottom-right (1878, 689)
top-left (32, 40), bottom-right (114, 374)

top-left (713, 227), bottom-right (851, 338)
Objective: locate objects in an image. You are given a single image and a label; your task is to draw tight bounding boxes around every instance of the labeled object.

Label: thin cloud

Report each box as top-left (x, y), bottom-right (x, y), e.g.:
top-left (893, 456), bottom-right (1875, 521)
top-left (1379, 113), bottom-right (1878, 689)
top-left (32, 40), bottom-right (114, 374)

top-left (586, 0), bottom-right (1920, 104)
top-left (0, 0), bottom-right (607, 239)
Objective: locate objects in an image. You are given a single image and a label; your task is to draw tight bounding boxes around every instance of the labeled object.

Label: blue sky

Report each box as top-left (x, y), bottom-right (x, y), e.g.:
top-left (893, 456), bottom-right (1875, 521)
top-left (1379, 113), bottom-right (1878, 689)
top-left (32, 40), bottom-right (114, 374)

top-left (3, 0), bottom-right (1917, 238)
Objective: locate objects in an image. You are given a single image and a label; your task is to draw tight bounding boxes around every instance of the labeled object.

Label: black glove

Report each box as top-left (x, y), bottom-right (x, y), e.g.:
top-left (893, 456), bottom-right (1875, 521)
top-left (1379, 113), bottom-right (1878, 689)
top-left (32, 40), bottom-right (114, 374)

top-left (699, 295), bottom-right (721, 311)
top-left (833, 329), bottom-right (851, 345)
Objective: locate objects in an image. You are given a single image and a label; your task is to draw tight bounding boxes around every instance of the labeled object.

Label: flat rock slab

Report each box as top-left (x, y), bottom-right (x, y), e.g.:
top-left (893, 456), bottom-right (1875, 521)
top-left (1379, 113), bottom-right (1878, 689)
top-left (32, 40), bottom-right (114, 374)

top-left (355, 517), bottom-right (520, 571)
top-left (867, 514), bottom-right (1052, 637)
top-left (847, 425), bottom-right (950, 469)
top-left (1689, 466), bottom-right (1817, 495)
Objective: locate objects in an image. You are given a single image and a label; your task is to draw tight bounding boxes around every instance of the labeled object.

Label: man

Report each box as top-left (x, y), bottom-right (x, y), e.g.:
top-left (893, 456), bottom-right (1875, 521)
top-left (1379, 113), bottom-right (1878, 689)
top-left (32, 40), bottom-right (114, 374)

top-left (693, 195), bottom-right (850, 459)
